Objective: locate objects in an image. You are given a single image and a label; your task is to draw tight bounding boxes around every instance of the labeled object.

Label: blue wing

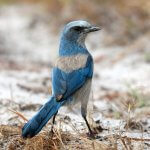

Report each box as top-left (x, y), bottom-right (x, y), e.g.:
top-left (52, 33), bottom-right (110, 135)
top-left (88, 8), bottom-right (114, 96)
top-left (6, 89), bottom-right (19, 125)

top-left (52, 55), bottom-right (93, 100)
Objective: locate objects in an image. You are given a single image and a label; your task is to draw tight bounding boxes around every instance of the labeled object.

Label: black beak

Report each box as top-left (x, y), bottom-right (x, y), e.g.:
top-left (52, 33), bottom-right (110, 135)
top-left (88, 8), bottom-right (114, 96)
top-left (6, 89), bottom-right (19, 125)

top-left (89, 26), bottom-right (101, 32)
top-left (84, 26), bottom-right (101, 33)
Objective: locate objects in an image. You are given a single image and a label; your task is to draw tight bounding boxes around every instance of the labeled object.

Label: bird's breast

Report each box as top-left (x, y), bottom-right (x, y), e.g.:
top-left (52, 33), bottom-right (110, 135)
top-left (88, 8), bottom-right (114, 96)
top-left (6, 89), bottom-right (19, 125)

top-left (56, 54), bottom-right (88, 72)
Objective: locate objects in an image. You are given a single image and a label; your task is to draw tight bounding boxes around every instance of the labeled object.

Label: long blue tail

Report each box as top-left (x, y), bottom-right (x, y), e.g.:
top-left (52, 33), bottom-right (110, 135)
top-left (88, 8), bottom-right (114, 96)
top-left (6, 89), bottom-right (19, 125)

top-left (22, 96), bottom-right (64, 138)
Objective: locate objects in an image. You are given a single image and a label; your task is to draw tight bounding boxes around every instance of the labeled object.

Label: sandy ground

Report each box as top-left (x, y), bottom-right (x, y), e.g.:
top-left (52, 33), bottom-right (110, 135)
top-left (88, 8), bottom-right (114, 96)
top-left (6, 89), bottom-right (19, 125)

top-left (0, 5), bottom-right (150, 150)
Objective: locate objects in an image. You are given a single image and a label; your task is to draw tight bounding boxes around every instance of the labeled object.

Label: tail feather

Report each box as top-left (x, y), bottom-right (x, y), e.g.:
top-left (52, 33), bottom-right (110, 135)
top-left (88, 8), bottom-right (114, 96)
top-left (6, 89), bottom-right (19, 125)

top-left (22, 96), bottom-right (64, 138)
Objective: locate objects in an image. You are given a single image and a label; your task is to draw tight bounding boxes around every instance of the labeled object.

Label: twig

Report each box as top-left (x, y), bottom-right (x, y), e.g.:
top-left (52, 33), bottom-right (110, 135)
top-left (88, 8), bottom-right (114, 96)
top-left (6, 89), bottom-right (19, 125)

top-left (121, 136), bottom-right (150, 142)
top-left (110, 134), bottom-right (150, 142)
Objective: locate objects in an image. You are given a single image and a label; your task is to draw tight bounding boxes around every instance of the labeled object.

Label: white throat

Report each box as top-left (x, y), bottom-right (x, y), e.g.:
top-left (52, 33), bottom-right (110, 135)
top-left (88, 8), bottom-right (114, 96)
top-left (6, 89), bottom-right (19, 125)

top-left (77, 33), bottom-right (87, 48)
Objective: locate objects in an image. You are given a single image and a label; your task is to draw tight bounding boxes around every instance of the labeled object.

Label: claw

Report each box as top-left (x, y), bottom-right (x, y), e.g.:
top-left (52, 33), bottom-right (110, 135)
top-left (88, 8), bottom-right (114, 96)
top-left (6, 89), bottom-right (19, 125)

top-left (87, 132), bottom-right (96, 139)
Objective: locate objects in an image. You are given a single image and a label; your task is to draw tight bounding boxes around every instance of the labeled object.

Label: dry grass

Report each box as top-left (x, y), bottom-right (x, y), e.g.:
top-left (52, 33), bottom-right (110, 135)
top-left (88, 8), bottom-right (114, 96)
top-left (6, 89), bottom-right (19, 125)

top-left (0, 125), bottom-right (111, 150)
top-left (0, 120), bottom-right (150, 150)
top-left (0, 88), bottom-right (150, 150)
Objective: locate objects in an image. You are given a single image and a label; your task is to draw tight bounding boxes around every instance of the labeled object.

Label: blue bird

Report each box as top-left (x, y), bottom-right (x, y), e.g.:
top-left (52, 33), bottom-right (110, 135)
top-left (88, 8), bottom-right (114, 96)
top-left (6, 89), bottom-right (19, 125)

top-left (22, 20), bottom-right (100, 138)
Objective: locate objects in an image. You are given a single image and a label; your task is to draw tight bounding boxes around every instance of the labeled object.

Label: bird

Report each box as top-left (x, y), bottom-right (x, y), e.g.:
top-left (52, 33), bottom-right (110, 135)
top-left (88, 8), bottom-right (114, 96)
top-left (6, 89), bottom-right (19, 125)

top-left (22, 20), bottom-right (100, 138)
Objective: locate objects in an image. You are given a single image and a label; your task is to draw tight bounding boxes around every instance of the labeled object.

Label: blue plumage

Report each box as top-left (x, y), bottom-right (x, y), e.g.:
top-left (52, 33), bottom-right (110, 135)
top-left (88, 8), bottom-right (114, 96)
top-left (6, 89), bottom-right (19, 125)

top-left (22, 96), bottom-right (64, 137)
top-left (22, 20), bottom-right (100, 138)
top-left (52, 56), bottom-right (93, 100)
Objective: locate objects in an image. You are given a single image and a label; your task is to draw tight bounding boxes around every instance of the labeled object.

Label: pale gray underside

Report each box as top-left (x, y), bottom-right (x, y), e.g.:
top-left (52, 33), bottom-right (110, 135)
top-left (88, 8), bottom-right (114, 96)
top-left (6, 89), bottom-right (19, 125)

top-left (65, 79), bottom-right (92, 109)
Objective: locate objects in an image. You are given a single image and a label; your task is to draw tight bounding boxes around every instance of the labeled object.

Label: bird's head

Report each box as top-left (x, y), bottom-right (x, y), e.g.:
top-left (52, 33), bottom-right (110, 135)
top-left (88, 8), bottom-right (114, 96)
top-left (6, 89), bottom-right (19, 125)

top-left (61, 20), bottom-right (101, 47)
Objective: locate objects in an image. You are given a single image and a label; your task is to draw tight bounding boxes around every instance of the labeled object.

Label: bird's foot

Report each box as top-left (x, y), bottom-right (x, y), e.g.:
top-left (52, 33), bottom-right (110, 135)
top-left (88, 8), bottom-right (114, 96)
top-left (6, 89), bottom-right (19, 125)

top-left (50, 128), bottom-right (54, 135)
top-left (86, 131), bottom-right (96, 139)
top-left (87, 125), bottom-right (105, 139)
top-left (48, 126), bottom-right (56, 137)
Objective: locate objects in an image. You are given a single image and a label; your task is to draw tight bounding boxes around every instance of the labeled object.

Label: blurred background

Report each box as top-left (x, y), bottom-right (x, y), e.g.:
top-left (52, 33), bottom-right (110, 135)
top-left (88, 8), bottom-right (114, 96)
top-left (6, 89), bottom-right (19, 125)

top-left (0, 0), bottom-right (150, 149)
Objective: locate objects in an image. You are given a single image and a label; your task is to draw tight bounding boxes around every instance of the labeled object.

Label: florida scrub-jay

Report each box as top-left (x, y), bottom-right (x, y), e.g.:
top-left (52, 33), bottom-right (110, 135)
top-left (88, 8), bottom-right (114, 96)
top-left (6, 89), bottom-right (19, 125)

top-left (22, 20), bottom-right (100, 138)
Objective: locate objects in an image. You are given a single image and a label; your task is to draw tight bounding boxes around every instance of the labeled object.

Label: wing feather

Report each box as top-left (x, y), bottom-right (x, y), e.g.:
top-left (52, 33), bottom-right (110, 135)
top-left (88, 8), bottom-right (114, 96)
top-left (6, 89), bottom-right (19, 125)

top-left (52, 55), bottom-right (93, 100)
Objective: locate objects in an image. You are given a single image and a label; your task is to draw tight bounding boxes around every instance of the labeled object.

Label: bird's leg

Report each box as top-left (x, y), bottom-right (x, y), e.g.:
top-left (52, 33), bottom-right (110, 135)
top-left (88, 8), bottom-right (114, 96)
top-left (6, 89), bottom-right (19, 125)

top-left (83, 115), bottom-right (94, 137)
top-left (51, 111), bottom-right (58, 134)
top-left (81, 106), bottom-right (95, 138)
top-left (52, 111), bottom-right (58, 125)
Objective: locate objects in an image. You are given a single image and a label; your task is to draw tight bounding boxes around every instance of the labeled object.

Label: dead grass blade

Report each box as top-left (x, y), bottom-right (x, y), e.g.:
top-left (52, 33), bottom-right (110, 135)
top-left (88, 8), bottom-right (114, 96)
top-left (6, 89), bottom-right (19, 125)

top-left (8, 108), bottom-right (28, 122)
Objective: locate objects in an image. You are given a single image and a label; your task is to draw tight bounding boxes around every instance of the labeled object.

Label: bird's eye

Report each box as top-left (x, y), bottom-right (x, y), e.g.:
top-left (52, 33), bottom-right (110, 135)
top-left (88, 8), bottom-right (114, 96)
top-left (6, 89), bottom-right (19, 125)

top-left (73, 26), bottom-right (83, 32)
